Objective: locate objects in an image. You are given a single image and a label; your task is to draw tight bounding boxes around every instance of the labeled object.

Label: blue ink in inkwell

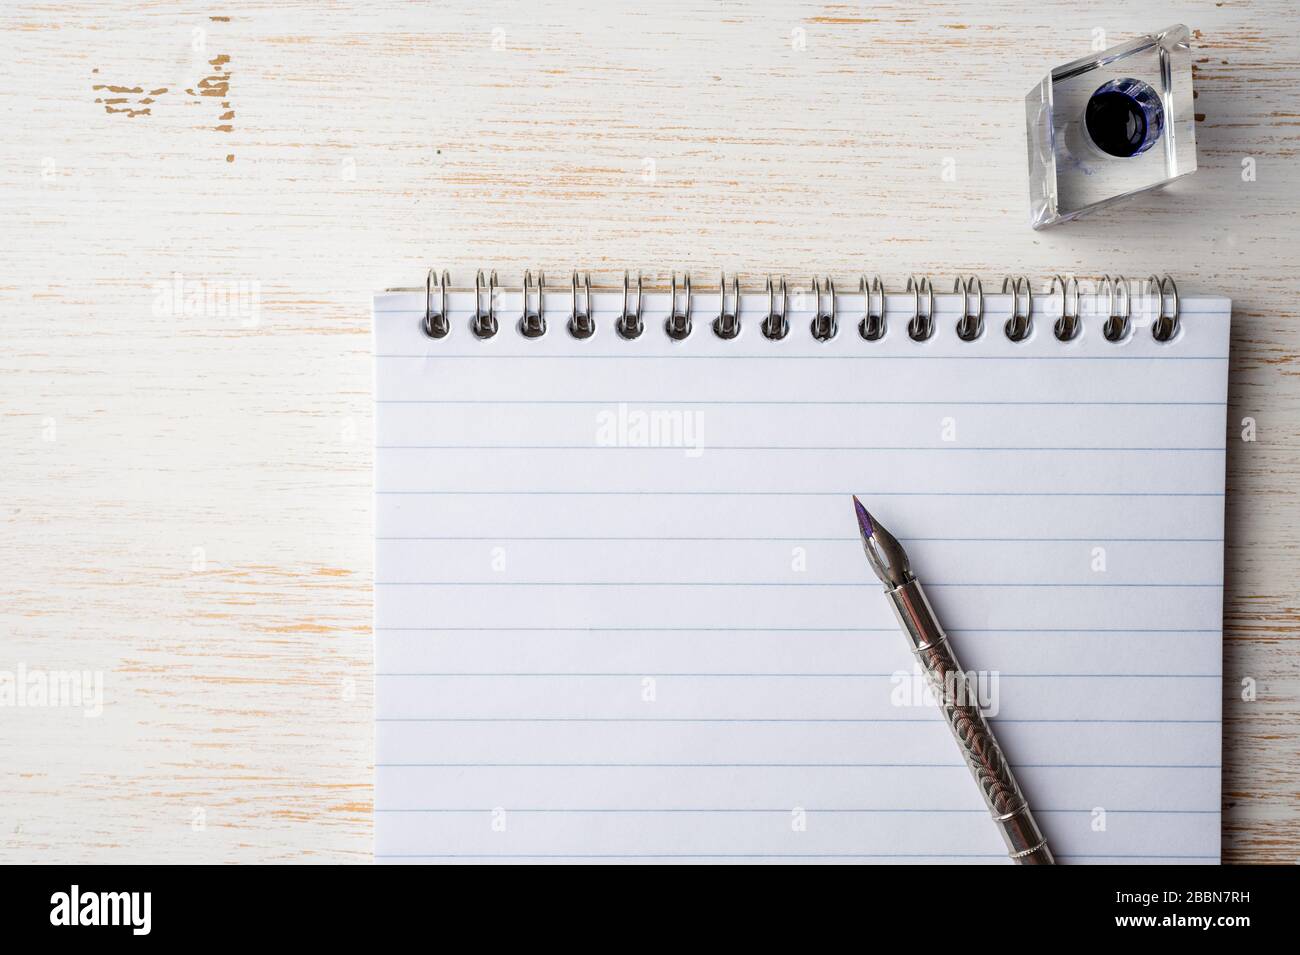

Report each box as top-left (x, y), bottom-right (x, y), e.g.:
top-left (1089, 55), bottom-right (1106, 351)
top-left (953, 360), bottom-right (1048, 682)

top-left (1084, 78), bottom-right (1165, 158)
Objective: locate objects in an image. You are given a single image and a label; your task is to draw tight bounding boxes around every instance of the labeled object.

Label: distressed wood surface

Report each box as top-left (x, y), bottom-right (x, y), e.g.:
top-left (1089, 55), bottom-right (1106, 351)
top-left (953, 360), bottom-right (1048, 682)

top-left (1, 1), bottom-right (1297, 863)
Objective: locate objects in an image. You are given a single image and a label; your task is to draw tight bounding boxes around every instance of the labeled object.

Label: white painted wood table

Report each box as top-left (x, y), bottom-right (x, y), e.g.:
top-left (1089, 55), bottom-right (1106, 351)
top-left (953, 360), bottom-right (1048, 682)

top-left (1, 2), bottom-right (1296, 863)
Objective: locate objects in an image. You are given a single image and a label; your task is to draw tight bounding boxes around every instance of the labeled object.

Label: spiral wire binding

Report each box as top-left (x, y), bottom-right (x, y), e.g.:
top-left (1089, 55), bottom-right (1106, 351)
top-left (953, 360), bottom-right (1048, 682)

top-left (860, 275), bottom-right (885, 341)
top-left (618, 270), bottom-right (644, 339)
top-left (1003, 275), bottom-right (1033, 342)
top-left (417, 270), bottom-right (1183, 346)
top-left (906, 276), bottom-right (935, 341)
top-left (568, 271), bottom-right (595, 339)
top-left (811, 277), bottom-right (837, 341)
top-left (519, 270), bottom-right (545, 338)
top-left (1102, 275), bottom-right (1131, 342)
top-left (713, 271), bottom-right (741, 339)
top-left (762, 275), bottom-right (788, 340)
top-left (666, 272), bottom-right (692, 340)
top-left (1051, 275), bottom-right (1080, 341)
top-left (470, 269), bottom-right (498, 339)
top-left (423, 268), bottom-right (450, 339)
top-left (1150, 274), bottom-right (1180, 342)
top-left (954, 276), bottom-right (984, 341)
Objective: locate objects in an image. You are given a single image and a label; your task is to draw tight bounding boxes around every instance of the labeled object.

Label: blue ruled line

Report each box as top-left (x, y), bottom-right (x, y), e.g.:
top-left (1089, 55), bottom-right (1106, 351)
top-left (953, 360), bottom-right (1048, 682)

top-left (375, 353), bottom-right (1230, 361)
top-left (374, 672), bottom-right (1221, 678)
top-left (373, 626), bottom-right (1221, 633)
top-left (377, 444), bottom-right (1224, 452)
top-left (374, 852), bottom-right (1012, 859)
top-left (375, 717), bottom-right (1221, 724)
top-left (374, 852), bottom-right (1218, 859)
top-left (373, 807), bottom-right (1218, 814)
top-left (376, 762), bottom-right (1220, 769)
top-left (376, 398), bottom-right (1229, 406)
top-left (374, 581), bottom-right (1221, 588)
top-left (377, 490), bottom-right (1225, 497)
top-left (377, 536), bottom-right (1224, 543)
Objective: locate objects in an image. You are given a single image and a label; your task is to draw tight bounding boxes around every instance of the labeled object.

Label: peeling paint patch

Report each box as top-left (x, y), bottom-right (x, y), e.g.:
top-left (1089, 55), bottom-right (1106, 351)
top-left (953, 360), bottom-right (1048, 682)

top-left (91, 79), bottom-right (163, 118)
top-left (185, 54), bottom-right (235, 133)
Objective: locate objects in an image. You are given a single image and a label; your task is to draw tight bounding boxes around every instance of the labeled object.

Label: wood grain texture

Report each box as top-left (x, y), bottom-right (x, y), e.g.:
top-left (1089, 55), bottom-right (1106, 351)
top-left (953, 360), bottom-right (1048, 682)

top-left (1, 1), bottom-right (1296, 863)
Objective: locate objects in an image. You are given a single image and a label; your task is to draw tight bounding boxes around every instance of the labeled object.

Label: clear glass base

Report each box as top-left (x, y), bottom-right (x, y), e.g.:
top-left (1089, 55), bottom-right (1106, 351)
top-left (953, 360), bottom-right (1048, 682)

top-left (1026, 24), bottom-right (1197, 230)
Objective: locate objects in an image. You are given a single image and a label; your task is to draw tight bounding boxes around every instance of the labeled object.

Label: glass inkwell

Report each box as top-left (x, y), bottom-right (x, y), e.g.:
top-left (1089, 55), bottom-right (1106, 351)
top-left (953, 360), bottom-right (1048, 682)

top-left (1026, 25), bottom-right (1197, 230)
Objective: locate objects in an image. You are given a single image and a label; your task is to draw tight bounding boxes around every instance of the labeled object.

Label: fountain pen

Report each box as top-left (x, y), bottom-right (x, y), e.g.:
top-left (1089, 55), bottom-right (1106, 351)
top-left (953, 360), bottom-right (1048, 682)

top-left (853, 496), bottom-right (1055, 865)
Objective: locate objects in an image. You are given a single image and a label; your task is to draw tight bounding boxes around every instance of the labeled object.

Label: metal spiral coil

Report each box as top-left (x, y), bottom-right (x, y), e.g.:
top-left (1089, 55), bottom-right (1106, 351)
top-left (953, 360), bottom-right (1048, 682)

top-left (417, 270), bottom-right (1183, 345)
top-left (954, 276), bottom-right (984, 342)
top-left (665, 272), bottom-right (692, 341)
top-left (618, 270), bottom-right (644, 339)
top-left (470, 269), bottom-right (498, 339)
top-left (811, 276), bottom-right (837, 342)
top-left (1150, 274), bottom-right (1180, 342)
top-left (713, 271), bottom-right (740, 340)
top-left (1051, 274), bottom-right (1080, 341)
top-left (568, 271), bottom-right (594, 339)
top-left (1003, 275), bottom-right (1033, 342)
top-left (859, 275), bottom-right (885, 341)
top-left (1102, 274), bottom-right (1131, 342)
top-left (762, 274), bottom-right (788, 340)
top-left (907, 275), bottom-right (935, 341)
top-left (422, 268), bottom-right (450, 339)
top-left (519, 270), bottom-right (545, 338)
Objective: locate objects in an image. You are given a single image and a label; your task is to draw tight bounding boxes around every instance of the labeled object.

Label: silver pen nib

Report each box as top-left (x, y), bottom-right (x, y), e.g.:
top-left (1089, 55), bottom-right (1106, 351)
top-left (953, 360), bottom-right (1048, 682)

top-left (852, 496), bottom-right (913, 588)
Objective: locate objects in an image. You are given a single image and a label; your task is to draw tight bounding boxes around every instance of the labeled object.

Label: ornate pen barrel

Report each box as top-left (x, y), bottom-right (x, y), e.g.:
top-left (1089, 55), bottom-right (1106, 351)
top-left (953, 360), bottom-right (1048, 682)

top-left (886, 579), bottom-right (1055, 865)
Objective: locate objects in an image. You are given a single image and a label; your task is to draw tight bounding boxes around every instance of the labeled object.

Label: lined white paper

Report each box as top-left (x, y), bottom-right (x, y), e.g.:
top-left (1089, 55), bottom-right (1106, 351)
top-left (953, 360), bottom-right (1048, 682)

top-left (373, 289), bottom-right (1230, 864)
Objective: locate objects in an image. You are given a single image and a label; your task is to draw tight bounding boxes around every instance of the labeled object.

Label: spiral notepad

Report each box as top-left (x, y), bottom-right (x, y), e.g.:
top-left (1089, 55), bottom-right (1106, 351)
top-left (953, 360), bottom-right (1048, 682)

top-left (373, 272), bottom-right (1230, 864)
